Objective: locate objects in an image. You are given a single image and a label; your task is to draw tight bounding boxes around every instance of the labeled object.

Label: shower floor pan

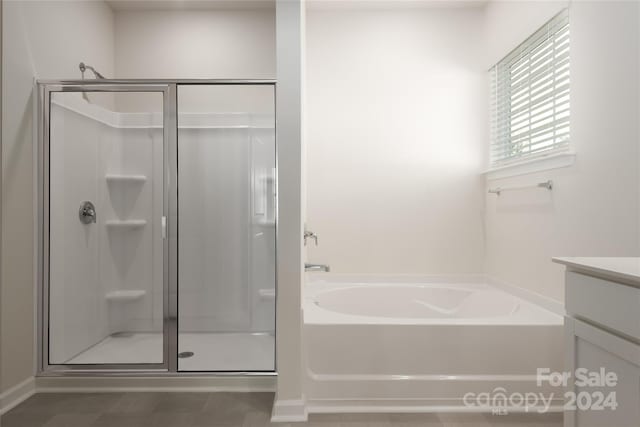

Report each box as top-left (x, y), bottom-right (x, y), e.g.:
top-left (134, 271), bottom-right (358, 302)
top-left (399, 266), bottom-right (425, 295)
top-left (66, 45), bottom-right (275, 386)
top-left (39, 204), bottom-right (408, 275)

top-left (65, 332), bottom-right (275, 371)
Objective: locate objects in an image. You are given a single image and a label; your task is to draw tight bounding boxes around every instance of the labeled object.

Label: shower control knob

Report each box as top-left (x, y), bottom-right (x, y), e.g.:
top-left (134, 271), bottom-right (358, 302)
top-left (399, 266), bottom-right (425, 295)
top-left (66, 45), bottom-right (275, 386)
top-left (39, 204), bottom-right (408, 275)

top-left (79, 201), bottom-right (97, 224)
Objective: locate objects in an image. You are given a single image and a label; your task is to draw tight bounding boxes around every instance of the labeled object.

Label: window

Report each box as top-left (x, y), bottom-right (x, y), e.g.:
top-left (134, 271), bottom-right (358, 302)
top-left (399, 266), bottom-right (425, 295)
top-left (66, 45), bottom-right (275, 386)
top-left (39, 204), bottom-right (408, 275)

top-left (490, 10), bottom-right (570, 167)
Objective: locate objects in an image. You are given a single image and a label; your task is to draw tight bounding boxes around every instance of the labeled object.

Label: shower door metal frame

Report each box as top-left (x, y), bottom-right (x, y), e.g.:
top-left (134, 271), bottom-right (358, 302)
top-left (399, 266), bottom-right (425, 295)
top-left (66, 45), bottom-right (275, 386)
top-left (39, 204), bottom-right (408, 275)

top-left (37, 82), bottom-right (174, 374)
top-left (36, 79), bottom-right (278, 376)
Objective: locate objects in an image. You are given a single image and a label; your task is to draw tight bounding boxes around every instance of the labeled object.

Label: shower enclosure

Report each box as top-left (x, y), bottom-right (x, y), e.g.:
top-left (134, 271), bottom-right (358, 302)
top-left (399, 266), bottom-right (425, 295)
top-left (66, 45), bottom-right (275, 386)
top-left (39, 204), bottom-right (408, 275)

top-left (37, 80), bottom-right (276, 374)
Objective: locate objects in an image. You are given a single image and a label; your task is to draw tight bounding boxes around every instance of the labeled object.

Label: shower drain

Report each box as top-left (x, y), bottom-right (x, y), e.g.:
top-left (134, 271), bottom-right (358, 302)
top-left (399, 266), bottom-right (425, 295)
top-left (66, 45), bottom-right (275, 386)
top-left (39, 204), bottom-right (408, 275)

top-left (178, 351), bottom-right (195, 359)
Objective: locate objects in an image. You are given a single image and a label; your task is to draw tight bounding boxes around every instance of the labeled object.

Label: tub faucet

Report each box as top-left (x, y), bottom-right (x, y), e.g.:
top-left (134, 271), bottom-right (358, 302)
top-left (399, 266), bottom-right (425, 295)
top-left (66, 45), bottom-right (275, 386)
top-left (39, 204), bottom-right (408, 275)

top-left (304, 230), bottom-right (318, 246)
top-left (305, 263), bottom-right (330, 272)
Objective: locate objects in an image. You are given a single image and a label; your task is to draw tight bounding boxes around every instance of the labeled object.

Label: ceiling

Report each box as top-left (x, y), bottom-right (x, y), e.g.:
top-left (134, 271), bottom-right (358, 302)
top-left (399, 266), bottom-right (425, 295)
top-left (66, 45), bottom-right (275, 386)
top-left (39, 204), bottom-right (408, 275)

top-left (306, 0), bottom-right (488, 10)
top-left (105, 0), bottom-right (486, 12)
top-left (105, 0), bottom-right (276, 11)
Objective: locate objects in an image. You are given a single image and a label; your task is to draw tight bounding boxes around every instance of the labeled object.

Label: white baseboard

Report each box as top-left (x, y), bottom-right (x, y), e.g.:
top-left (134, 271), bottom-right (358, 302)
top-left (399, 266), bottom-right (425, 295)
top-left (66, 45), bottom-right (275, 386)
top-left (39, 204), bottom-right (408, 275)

top-left (307, 399), bottom-right (564, 415)
top-left (271, 396), bottom-right (308, 422)
top-left (35, 376), bottom-right (276, 393)
top-left (0, 377), bottom-right (36, 415)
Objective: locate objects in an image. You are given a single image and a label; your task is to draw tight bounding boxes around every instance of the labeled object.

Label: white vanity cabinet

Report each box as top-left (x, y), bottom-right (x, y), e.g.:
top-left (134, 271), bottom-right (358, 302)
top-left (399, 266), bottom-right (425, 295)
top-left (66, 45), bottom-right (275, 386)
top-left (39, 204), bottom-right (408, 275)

top-left (554, 258), bottom-right (640, 427)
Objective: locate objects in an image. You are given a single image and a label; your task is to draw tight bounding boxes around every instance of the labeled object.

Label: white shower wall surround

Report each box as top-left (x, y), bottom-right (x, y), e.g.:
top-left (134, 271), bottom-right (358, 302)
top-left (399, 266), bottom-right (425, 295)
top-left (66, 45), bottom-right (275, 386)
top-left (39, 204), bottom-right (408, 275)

top-left (49, 94), bottom-right (163, 364)
top-left (49, 93), bottom-right (275, 363)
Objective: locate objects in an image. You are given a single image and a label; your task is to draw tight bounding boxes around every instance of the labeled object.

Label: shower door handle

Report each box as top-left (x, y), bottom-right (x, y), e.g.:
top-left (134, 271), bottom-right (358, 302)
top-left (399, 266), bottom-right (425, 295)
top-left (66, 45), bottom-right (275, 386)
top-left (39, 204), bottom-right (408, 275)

top-left (161, 216), bottom-right (167, 239)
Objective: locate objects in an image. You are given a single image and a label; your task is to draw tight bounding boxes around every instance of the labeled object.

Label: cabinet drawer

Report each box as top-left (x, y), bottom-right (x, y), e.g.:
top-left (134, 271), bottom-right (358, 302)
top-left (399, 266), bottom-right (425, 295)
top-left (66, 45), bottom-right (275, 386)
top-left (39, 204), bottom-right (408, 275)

top-left (566, 272), bottom-right (640, 341)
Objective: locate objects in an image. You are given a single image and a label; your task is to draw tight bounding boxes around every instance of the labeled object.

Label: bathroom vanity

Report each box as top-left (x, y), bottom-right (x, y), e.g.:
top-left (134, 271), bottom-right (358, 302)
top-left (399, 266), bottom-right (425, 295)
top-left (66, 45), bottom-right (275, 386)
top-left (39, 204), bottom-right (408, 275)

top-left (553, 257), bottom-right (640, 427)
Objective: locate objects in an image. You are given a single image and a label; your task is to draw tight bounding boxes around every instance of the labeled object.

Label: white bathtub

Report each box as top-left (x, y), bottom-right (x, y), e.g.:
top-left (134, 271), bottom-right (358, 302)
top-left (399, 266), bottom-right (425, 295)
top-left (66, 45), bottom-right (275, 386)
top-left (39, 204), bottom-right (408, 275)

top-left (304, 275), bottom-right (564, 414)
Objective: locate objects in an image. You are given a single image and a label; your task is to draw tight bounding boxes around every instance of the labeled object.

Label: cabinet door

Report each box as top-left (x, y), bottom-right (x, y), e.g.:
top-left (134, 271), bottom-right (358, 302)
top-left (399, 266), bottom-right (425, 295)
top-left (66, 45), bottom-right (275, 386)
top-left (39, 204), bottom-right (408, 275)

top-left (565, 318), bottom-right (640, 427)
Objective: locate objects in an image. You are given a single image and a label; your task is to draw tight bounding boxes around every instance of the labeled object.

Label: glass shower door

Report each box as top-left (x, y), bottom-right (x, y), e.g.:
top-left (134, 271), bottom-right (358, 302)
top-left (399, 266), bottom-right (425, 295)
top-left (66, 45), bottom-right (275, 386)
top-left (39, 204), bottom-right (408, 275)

top-left (46, 87), bottom-right (168, 367)
top-left (177, 84), bottom-right (276, 372)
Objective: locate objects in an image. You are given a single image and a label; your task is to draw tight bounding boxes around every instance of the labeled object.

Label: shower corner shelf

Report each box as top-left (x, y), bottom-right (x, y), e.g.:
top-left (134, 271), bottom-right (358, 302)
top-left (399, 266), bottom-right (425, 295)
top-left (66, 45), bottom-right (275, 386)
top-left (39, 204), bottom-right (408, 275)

top-left (255, 219), bottom-right (276, 227)
top-left (105, 290), bottom-right (146, 302)
top-left (105, 219), bottom-right (147, 229)
top-left (105, 174), bottom-right (147, 184)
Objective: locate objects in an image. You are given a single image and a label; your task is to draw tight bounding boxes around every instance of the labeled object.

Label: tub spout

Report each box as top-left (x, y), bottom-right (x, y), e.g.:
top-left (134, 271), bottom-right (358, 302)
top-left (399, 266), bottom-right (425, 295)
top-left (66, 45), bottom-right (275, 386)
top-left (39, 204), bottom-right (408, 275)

top-left (305, 263), bottom-right (330, 272)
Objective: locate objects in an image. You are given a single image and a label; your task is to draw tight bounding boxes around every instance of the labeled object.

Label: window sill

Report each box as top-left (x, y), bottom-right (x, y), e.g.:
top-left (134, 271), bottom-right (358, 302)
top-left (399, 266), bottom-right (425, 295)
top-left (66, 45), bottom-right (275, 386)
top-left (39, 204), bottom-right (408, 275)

top-left (484, 151), bottom-right (576, 180)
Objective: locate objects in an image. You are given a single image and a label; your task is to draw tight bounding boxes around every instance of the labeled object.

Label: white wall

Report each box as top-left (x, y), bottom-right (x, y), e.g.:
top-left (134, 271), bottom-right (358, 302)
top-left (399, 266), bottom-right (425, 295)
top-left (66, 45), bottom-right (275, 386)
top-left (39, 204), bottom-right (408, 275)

top-left (483, 0), bottom-right (640, 302)
top-left (272, 0), bottom-right (305, 419)
top-left (114, 9), bottom-right (275, 80)
top-left (113, 9), bottom-right (276, 113)
top-left (1, 0), bottom-right (114, 392)
top-left (305, 5), bottom-right (486, 275)
top-left (304, 0), bottom-right (640, 303)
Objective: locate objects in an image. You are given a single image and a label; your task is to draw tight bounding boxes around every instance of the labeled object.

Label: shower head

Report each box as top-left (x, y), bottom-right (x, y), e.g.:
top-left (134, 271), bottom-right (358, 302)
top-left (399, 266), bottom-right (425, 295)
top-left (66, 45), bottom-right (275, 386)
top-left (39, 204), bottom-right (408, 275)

top-left (79, 62), bottom-right (106, 79)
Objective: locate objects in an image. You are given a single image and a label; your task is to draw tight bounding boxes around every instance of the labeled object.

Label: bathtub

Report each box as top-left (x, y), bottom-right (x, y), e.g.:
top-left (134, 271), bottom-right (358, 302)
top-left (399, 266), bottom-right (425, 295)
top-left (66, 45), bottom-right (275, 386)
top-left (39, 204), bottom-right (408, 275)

top-left (303, 275), bottom-right (564, 414)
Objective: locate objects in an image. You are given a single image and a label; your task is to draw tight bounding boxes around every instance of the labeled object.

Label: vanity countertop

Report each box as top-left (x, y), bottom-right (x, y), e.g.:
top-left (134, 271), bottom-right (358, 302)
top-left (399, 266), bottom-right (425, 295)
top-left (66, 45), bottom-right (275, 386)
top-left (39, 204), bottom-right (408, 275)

top-left (553, 257), bottom-right (640, 287)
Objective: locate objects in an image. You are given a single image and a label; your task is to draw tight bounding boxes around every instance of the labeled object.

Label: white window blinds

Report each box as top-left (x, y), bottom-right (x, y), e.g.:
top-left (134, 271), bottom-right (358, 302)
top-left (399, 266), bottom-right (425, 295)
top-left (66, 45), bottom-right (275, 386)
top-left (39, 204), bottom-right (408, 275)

top-left (490, 9), bottom-right (570, 166)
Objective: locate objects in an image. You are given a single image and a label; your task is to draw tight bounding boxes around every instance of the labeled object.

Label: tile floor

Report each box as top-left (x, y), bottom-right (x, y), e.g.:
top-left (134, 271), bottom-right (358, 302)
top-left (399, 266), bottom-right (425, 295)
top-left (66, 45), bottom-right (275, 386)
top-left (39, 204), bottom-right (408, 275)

top-left (1, 392), bottom-right (563, 427)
